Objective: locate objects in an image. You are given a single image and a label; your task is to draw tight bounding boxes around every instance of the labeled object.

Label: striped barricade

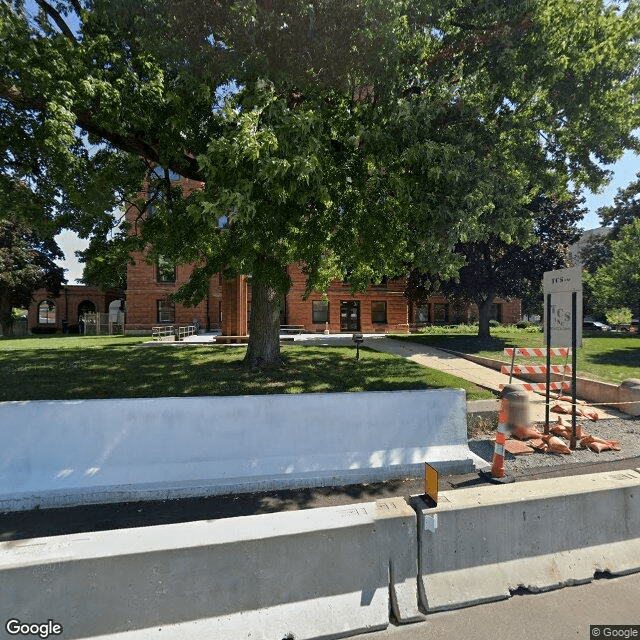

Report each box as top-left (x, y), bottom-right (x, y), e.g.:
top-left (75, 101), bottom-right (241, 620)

top-left (500, 364), bottom-right (572, 376)
top-left (504, 347), bottom-right (572, 358)
top-left (500, 382), bottom-right (570, 392)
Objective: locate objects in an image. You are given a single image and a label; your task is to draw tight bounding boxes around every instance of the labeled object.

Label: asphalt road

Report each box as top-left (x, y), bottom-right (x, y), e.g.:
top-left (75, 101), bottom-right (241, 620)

top-left (361, 573), bottom-right (640, 640)
top-left (2, 456), bottom-right (639, 541)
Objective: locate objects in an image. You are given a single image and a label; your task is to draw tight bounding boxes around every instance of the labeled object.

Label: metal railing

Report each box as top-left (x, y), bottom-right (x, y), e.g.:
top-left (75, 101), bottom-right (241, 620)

top-left (152, 325), bottom-right (175, 340)
top-left (176, 325), bottom-right (197, 341)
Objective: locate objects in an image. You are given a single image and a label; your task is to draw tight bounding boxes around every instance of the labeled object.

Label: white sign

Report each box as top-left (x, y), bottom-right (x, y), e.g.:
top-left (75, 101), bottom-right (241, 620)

top-left (543, 267), bottom-right (583, 348)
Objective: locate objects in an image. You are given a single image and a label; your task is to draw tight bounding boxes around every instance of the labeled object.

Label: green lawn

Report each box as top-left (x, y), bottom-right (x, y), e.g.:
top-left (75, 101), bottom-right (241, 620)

top-left (389, 326), bottom-right (640, 385)
top-left (0, 334), bottom-right (492, 401)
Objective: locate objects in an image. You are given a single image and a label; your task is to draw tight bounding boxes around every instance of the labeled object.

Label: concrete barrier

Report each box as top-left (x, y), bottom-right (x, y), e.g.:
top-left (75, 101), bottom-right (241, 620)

top-left (412, 469), bottom-right (640, 612)
top-left (0, 497), bottom-right (421, 639)
top-left (0, 389), bottom-right (486, 512)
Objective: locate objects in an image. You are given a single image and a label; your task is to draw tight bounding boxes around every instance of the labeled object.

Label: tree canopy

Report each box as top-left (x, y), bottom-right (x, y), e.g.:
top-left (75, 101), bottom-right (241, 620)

top-left (598, 171), bottom-right (640, 238)
top-left (2, 0), bottom-right (639, 362)
top-left (586, 218), bottom-right (640, 317)
top-left (405, 193), bottom-right (584, 337)
top-left (0, 182), bottom-right (65, 333)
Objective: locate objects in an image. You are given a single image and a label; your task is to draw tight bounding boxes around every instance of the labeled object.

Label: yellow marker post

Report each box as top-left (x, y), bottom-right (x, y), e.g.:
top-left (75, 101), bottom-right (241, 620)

top-left (424, 463), bottom-right (438, 505)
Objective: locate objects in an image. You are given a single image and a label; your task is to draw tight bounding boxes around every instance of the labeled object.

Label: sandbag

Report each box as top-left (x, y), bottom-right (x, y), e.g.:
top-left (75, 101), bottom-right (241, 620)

top-left (541, 435), bottom-right (572, 455)
top-left (512, 425), bottom-right (543, 440)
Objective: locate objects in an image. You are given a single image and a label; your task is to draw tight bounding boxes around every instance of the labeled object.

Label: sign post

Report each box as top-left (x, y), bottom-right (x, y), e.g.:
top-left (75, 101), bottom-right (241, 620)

top-left (543, 267), bottom-right (582, 447)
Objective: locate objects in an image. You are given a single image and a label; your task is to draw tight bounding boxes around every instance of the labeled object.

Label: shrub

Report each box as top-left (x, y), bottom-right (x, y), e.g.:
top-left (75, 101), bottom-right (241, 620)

top-left (489, 319), bottom-right (501, 327)
top-left (605, 307), bottom-right (632, 327)
top-left (516, 320), bottom-right (530, 328)
top-left (31, 326), bottom-right (57, 334)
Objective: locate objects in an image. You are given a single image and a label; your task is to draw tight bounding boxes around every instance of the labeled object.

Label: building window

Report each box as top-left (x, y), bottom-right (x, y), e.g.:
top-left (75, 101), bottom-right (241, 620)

top-left (434, 304), bottom-right (448, 324)
top-left (416, 306), bottom-right (430, 324)
top-left (38, 300), bottom-right (56, 324)
top-left (157, 256), bottom-right (176, 283)
top-left (312, 300), bottom-right (329, 323)
top-left (371, 301), bottom-right (387, 323)
top-left (489, 303), bottom-right (502, 323)
top-left (157, 300), bottom-right (175, 324)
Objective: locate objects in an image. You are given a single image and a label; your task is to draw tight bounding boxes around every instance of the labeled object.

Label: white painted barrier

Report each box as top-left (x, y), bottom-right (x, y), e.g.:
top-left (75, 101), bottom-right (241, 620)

top-left (0, 389), bottom-right (486, 511)
top-left (0, 497), bottom-right (421, 640)
top-left (413, 469), bottom-right (640, 612)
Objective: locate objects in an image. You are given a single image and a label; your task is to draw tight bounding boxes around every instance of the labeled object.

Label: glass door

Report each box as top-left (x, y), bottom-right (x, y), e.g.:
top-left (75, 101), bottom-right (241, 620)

top-left (340, 300), bottom-right (360, 331)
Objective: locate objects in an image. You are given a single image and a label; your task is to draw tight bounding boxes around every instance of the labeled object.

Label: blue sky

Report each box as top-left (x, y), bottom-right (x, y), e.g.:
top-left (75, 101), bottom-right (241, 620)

top-left (56, 148), bottom-right (640, 283)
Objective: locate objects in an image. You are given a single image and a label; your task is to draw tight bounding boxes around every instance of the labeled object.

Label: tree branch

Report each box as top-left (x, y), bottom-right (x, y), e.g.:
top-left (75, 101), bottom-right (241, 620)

top-left (1, 84), bottom-right (204, 182)
top-left (34, 0), bottom-right (77, 44)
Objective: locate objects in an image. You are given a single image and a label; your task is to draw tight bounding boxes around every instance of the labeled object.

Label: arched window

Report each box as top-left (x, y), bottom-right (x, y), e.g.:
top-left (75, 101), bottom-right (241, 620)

top-left (78, 300), bottom-right (96, 319)
top-left (38, 300), bottom-right (56, 324)
top-left (109, 299), bottom-right (124, 323)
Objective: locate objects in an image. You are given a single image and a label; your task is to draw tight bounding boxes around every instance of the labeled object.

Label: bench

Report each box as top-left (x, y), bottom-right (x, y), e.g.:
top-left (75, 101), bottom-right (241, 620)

top-left (214, 335), bottom-right (250, 344)
top-left (0, 389), bottom-right (487, 511)
top-left (213, 335), bottom-right (297, 344)
top-left (280, 324), bottom-right (306, 334)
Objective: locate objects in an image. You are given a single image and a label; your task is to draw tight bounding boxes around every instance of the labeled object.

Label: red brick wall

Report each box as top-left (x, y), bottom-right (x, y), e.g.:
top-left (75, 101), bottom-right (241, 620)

top-left (411, 298), bottom-right (522, 327)
top-left (122, 177), bottom-right (522, 333)
top-left (124, 176), bottom-right (229, 333)
top-left (284, 264), bottom-right (409, 333)
top-left (464, 299), bottom-right (522, 325)
top-left (27, 285), bottom-right (123, 331)
top-left (124, 256), bottom-right (224, 332)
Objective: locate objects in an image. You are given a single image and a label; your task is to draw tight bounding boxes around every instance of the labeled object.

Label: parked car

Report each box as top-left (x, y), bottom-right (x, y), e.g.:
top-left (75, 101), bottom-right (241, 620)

top-left (582, 320), bottom-right (610, 332)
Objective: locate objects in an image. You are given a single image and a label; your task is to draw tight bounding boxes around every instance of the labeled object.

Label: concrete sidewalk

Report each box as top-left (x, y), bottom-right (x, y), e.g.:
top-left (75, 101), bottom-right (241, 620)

top-left (365, 337), bottom-right (616, 422)
top-left (368, 337), bottom-right (520, 392)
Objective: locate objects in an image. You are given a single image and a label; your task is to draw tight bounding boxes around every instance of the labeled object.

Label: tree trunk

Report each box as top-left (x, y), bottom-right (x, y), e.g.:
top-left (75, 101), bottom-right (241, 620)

top-left (244, 279), bottom-right (283, 367)
top-left (477, 296), bottom-right (494, 340)
top-left (0, 292), bottom-right (13, 337)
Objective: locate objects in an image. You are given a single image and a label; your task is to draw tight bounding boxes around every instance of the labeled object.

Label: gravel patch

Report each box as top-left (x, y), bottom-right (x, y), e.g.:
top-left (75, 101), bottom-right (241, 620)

top-left (470, 415), bottom-right (640, 472)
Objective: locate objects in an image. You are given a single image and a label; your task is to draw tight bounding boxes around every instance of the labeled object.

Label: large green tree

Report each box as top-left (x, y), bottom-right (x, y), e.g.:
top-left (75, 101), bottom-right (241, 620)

top-left (76, 224), bottom-right (132, 291)
top-left (586, 219), bottom-right (640, 316)
top-left (580, 167), bottom-right (640, 315)
top-left (2, 0), bottom-right (639, 364)
top-left (598, 170), bottom-right (640, 238)
top-left (405, 194), bottom-right (584, 338)
top-left (0, 182), bottom-right (65, 334)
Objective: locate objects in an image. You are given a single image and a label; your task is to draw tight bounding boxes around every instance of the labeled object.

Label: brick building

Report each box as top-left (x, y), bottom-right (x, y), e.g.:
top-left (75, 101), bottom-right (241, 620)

top-left (123, 174), bottom-right (521, 334)
top-left (28, 285), bottom-right (123, 333)
top-left (124, 256), bottom-right (520, 335)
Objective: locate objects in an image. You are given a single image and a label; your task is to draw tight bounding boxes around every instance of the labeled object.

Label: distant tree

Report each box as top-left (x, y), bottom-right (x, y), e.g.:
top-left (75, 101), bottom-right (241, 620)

top-left (581, 172), bottom-right (640, 316)
top-left (579, 233), bottom-right (612, 317)
top-left (587, 220), bottom-right (640, 317)
top-left (76, 229), bottom-right (133, 291)
top-left (598, 172), bottom-right (640, 239)
top-left (407, 194), bottom-right (584, 338)
top-left (0, 214), bottom-right (65, 335)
